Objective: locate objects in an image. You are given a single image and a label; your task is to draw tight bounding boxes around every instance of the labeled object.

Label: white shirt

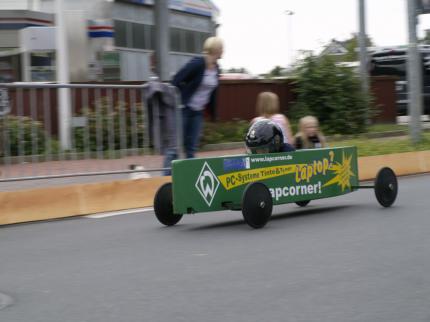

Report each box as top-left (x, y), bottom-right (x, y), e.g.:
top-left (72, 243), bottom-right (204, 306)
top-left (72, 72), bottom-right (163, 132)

top-left (188, 69), bottom-right (218, 111)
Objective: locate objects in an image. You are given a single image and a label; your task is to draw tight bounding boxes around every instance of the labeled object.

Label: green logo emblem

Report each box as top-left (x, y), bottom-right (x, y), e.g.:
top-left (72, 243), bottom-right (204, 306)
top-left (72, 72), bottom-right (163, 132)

top-left (195, 162), bottom-right (220, 206)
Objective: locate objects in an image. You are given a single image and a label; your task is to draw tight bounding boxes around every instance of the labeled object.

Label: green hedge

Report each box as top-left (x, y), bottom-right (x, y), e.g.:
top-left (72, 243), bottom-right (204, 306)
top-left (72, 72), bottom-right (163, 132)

top-left (290, 54), bottom-right (373, 135)
top-left (0, 116), bottom-right (59, 157)
top-left (201, 119), bottom-right (249, 145)
top-left (73, 98), bottom-right (145, 152)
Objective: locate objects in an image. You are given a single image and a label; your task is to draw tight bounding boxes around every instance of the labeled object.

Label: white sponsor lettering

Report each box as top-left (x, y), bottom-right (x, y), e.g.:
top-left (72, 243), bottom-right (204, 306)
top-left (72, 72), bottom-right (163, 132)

top-left (269, 182), bottom-right (322, 201)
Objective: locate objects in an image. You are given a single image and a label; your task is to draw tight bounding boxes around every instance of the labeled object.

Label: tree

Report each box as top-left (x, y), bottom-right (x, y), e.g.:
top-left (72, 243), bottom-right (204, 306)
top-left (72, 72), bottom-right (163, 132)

top-left (342, 33), bottom-right (374, 62)
top-left (419, 29), bottom-right (430, 44)
top-left (225, 67), bottom-right (249, 74)
top-left (290, 55), bottom-right (372, 135)
top-left (322, 34), bottom-right (374, 62)
top-left (269, 65), bottom-right (283, 77)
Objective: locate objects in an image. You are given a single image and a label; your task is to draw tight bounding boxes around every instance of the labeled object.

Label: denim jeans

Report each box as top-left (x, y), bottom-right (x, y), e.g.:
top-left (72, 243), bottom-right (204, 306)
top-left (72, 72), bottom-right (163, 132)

top-left (163, 107), bottom-right (204, 175)
top-left (182, 107), bottom-right (204, 158)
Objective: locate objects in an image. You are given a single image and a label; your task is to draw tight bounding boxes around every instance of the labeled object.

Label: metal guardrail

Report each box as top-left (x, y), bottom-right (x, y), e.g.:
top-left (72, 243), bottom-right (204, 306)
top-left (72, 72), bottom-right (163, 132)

top-left (0, 82), bottom-right (182, 182)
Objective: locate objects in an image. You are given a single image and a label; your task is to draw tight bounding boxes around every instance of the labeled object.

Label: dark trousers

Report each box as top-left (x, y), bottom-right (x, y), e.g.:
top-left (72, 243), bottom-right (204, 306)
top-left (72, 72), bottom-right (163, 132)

top-left (182, 107), bottom-right (204, 158)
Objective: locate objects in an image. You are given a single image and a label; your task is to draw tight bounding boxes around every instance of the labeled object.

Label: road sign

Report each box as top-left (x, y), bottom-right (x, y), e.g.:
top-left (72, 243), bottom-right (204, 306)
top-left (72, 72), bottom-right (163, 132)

top-left (0, 88), bottom-right (11, 117)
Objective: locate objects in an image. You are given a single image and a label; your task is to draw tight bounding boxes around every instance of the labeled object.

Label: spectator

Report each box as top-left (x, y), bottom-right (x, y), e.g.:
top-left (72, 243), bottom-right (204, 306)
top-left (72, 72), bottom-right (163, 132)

top-left (252, 91), bottom-right (295, 152)
top-left (172, 36), bottom-right (223, 159)
top-left (294, 115), bottom-right (327, 149)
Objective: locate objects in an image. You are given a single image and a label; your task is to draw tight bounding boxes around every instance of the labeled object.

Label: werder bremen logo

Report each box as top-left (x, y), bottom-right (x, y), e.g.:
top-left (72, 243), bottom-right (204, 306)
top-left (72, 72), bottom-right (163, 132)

top-left (195, 162), bottom-right (220, 206)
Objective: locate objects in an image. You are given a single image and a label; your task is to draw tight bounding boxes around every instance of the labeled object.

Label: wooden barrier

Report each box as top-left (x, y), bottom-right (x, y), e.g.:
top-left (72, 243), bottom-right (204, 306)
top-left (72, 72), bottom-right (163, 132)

top-left (0, 176), bottom-right (170, 225)
top-left (358, 150), bottom-right (430, 181)
top-left (1, 150), bottom-right (429, 226)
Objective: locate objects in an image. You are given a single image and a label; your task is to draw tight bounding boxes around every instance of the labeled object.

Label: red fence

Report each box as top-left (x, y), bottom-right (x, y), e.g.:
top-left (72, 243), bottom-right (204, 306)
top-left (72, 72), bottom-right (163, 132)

top-left (216, 76), bottom-right (398, 123)
top-left (4, 76), bottom-right (398, 138)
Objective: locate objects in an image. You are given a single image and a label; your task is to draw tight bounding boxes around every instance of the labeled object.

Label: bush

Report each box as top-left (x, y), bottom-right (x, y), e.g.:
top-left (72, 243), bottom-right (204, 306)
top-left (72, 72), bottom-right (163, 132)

top-left (0, 116), bottom-right (59, 157)
top-left (73, 98), bottom-right (145, 152)
top-left (290, 55), bottom-right (373, 135)
top-left (201, 119), bottom-right (249, 145)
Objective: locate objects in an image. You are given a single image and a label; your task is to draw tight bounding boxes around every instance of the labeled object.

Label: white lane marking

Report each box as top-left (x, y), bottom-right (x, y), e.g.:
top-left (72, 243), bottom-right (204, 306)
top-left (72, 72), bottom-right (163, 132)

top-left (84, 208), bottom-right (154, 219)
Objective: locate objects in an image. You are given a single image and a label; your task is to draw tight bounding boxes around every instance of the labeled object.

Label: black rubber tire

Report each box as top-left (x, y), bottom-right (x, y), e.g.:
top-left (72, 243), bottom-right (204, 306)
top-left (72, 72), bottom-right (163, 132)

top-left (154, 183), bottom-right (183, 226)
top-left (374, 167), bottom-right (398, 208)
top-left (241, 182), bottom-right (273, 229)
top-left (295, 200), bottom-right (311, 207)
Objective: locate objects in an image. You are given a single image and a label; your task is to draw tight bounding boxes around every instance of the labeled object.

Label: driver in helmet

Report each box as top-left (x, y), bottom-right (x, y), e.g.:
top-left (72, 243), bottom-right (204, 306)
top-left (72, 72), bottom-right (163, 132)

top-left (245, 118), bottom-right (295, 154)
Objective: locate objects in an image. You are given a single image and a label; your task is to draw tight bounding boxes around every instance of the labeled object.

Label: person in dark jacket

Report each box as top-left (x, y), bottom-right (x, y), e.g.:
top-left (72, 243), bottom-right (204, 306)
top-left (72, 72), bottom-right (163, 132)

top-left (172, 36), bottom-right (223, 159)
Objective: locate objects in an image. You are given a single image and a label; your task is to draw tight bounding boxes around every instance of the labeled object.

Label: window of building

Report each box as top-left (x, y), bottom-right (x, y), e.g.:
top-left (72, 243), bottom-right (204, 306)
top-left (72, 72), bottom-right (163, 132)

top-left (185, 29), bottom-right (196, 53)
top-left (132, 23), bottom-right (146, 49)
top-left (116, 21), bottom-right (212, 54)
top-left (116, 20), bottom-right (154, 51)
top-left (0, 55), bottom-right (21, 82)
top-left (199, 32), bottom-right (211, 52)
top-left (101, 52), bottom-right (120, 81)
top-left (170, 28), bottom-right (181, 52)
top-left (114, 20), bottom-right (128, 48)
top-left (170, 28), bottom-right (210, 54)
top-left (170, 28), bottom-right (211, 54)
top-left (30, 52), bottom-right (56, 82)
top-left (147, 25), bottom-right (155, 50)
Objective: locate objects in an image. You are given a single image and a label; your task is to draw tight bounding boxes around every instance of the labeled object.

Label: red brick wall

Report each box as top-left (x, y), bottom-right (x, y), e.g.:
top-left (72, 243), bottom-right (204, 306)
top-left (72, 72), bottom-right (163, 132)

top-left (216, 79), bottom-right (295, 121)
top-left (370, 76), bottom-right (398, 123)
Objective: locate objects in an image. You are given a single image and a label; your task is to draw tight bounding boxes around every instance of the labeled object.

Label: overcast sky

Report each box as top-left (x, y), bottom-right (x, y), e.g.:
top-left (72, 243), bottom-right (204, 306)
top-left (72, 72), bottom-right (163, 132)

top-left (212, 0), bottom-right (430, 74)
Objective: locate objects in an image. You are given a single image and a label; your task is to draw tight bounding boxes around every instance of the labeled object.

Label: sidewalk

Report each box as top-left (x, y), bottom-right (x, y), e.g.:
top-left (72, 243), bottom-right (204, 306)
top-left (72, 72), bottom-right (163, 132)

top-left (0, 147), bottom-right (247, 191)
top-left (2, 122), bottom-right (430, 192)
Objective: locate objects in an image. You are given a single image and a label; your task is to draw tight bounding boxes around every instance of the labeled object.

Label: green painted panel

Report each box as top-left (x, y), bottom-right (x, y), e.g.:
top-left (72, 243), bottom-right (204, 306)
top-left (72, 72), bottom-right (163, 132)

top-left (172, 147), bottom-right (359, 214)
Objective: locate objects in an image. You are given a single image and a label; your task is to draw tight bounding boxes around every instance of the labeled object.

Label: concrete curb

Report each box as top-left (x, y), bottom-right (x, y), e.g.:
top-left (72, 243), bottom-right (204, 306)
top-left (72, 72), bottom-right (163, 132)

top-left (1, 150), bottom-right (429, 226)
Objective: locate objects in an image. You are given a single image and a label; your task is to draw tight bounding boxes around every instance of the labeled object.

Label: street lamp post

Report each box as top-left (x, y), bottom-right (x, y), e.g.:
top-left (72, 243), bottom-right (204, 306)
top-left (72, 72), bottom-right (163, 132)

top-left (56, 0), bottom-right (72, 150)
top-left (407, 0), bottom-right (423, 143)
top-left (154, 0), bottom-right (170, 81)
top-left (285, 10), bottom-right (294, 68)
top-left (358, 0), bottom-right (369, 95)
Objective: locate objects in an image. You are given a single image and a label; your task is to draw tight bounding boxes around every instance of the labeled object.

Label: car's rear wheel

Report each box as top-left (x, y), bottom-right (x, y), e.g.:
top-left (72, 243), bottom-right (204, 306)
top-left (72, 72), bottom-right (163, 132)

top-left (374, 167), bottom-right (398, 208)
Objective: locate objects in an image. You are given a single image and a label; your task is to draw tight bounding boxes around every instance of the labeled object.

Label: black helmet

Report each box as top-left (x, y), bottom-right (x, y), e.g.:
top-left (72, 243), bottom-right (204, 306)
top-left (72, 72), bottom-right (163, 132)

top-left (245, 119), bottom-right (284, 154)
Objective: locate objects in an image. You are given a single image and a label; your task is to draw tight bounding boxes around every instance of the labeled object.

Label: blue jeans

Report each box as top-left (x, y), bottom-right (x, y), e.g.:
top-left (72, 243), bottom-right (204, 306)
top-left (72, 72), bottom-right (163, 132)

top-left (163, 107), bottom-right (204, 175)
top-left (182, 107), bottom-right (204, 159)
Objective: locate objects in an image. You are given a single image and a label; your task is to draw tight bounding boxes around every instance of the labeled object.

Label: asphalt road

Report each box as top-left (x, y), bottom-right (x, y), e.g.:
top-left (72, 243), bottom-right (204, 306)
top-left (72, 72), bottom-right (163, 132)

top-left (0, 175), bottom-right (429, 322)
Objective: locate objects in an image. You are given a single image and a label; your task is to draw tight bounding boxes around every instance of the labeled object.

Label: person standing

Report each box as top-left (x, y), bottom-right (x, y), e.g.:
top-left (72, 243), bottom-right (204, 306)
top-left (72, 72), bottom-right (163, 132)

top-left (172, 36), bottom-right (223, 159)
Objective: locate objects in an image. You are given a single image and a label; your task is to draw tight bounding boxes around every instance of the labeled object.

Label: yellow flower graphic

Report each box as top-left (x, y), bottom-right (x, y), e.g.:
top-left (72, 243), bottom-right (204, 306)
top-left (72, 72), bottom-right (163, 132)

top-left (322, 152), bottom-right (355, 191)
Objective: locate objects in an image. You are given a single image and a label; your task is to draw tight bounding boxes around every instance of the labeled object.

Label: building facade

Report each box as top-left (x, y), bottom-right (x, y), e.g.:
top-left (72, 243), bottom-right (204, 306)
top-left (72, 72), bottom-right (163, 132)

top-left (0, 0), bottom-right (218, 82)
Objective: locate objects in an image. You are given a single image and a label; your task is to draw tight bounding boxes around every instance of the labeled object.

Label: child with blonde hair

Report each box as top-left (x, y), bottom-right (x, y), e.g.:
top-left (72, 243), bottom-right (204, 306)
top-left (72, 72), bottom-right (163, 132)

top-left (252, 92), bottom-right (294, 151)
top-left (294, 116), bottom-right (326, 149)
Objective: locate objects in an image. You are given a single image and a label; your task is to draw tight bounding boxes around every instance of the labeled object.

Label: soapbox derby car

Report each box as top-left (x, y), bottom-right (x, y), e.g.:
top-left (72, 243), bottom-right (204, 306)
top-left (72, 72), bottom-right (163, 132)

top-left (154, 146), bottom-right (398, 229)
